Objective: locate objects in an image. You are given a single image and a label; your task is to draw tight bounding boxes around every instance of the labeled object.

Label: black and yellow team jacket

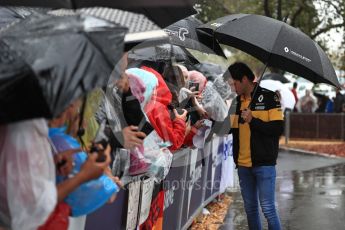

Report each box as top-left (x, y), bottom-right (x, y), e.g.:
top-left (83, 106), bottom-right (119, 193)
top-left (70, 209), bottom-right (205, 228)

top-left (229, 85), bottom-right (284, 167)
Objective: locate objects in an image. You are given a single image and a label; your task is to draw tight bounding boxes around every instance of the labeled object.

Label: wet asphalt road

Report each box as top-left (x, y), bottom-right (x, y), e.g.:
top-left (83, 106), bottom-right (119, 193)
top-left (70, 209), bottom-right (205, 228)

top-left (221, 150), bottom-right (345, 230)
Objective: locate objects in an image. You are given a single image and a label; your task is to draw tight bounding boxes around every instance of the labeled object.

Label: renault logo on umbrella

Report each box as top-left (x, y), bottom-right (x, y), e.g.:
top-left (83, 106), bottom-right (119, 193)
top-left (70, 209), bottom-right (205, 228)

top-left (284, 47), bottom-right (289, 53)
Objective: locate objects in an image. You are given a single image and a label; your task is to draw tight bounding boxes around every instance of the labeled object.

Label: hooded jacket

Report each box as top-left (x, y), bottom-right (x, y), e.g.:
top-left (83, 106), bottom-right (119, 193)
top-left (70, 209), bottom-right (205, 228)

top-left (141, 66), bottom-right (186, 151)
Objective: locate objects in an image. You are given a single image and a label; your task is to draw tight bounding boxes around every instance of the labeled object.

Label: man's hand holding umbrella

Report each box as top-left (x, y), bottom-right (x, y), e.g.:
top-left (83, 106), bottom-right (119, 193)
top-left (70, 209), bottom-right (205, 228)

top-left (241, 108), bottom-right (253, 123)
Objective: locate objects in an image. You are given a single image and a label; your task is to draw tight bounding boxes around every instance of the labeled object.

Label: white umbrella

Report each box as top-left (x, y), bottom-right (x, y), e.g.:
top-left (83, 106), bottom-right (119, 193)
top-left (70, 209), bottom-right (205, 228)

top-left (261, 79), bottom-right (296, 111)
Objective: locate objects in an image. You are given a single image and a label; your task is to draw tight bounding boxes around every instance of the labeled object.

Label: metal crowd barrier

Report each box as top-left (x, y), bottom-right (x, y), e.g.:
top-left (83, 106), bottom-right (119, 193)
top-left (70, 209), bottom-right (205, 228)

top-left (69, 136), bottom-right (235, 230)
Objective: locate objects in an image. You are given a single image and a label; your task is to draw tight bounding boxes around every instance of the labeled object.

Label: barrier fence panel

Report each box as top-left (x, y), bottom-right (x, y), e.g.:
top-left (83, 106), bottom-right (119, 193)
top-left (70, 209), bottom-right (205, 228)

top-left (84, 136), bottom-right (236, 230)
top-left (85, 189), bottom-right (127, 230)
top-left (181, 148), bottom-right (207, 229)
top-left (163, 148), bottom-right (189, 230)
top-left (220, 135), bottom-right (235, 193)
top-left (204, 136), bottom-right (223, 204)
top-left (287, 113), bottom-right (345, 140)
top-left (201, 141), bottom-right (212, 208)
top-left (290, 113), bottom-right (317, 139)
top-left (317, 114), bottom-right (343, 139)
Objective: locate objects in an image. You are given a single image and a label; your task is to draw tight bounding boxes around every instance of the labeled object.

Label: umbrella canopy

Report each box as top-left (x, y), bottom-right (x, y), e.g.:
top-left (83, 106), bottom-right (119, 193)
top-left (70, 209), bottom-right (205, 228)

top-left (198, 14), bottom-right (341, 88)
top-left (261, 79), bottom-right (296, 110)
top-left (0, 7), bottom-right (25, 29)
top-left (263, 72), bottom-right (290, 83)
top-left (164, 16), bottom-right (225, 57)
top-left (48, 7), bottom-right (169, 51)
top-left (0, 0), bottom-right (197, 28)
top-left (49, 7), bottom-right (160, 33)
top-left (0, 14), bottom-right (127, 124)
top-left (128, 44), bottom-right (199, 64)
top-left (0, 6), bottom-right (48, 29)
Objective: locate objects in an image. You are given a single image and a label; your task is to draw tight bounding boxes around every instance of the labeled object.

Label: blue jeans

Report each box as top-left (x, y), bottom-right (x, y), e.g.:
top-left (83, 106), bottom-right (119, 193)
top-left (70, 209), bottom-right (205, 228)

top-left (238, 166), bottom-right (281, 230)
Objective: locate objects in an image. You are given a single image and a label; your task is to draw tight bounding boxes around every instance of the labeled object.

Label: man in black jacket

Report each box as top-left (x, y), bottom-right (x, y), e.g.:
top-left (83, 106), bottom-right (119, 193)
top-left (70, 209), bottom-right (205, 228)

top-left (226, 62), bottom-right (283, 230)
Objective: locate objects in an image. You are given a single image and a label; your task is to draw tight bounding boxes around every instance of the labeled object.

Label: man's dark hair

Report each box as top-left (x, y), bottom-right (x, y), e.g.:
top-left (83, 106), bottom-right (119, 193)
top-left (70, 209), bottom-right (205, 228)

top-left (293, 82), bottom-right (298, 88)
top-left (227, 62), bottom-right (255, 82)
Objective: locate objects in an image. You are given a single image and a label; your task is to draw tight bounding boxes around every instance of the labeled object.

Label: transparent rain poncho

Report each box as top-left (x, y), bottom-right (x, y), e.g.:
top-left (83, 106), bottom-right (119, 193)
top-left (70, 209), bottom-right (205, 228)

top-left (201, 82), bottom-right (229, 121)
top-left (112, 68), bottom-right (173, 183)
top-left (212, 74), bottom-right (233, 101)
top-left (0, 118), bottom-right (56, 230)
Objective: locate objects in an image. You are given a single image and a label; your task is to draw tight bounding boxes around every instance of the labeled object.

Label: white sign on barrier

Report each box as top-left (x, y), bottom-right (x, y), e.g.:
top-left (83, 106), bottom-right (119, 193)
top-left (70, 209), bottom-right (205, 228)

top-left (164, 184), bottom-right (176, 211)
top-left (186, 148), bottom-right (201, 218)
top-left (220, 135), bottom-right (234, 193)
top-left (138, 178), bottom-right (154, 225)
top-left (211, 136), bottom-right (221, 194)
top-left (126, 181), bottom-right (141, 230)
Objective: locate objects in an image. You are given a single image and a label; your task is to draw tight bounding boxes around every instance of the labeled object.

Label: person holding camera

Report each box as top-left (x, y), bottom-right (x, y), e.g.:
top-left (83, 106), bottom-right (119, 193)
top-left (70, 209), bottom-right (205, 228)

top-left (226, 62), bottom-right (284, 230)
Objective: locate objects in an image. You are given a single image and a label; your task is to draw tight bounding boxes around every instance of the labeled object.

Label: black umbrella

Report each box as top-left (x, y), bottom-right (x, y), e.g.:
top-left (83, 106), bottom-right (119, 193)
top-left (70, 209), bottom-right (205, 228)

top-left (128, 44), bottom-right (199, 65)
top-left (263, 73), bottom-right (290, 83)
top-left (0, 6), bottom-right (48, 29)
top-left (48, 7), bottom-right (170, 51)
top-left (0, 7), bottom-right (24, 29)
top-left (198, 14), bottom-right (341, 88)
top-left (0, 0), bottom-right (197, 28)
top-left (49, 7), bottom-right (160, 33)
top-left (0, 14), bottom-right (127, 124)
top-left (164, 16), bottom-right (225, 57)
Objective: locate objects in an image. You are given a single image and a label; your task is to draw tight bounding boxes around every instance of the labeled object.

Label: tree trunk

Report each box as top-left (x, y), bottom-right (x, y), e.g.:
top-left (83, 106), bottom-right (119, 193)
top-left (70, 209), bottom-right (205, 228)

top-left (264, 0), bottom-right (271, 17)
top-left (277, 0), bottom-right (282, 20)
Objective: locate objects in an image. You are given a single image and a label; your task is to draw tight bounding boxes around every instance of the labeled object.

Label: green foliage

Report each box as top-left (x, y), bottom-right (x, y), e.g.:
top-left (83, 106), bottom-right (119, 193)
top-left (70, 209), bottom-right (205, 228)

top-left (195, 0), bottom-right (230, 23)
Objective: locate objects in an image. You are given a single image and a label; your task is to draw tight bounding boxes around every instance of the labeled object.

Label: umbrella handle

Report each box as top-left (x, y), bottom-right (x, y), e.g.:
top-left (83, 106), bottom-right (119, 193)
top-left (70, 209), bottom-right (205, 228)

top-left (77, 95), bottom-right (87, 150)
top-left (169, 43), bottom-right (177, 64)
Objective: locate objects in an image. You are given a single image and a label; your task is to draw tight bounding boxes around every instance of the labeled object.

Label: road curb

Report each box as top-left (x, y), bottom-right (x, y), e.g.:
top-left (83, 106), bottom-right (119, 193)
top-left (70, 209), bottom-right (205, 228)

top-left (279, 146), bottom-right (345, 159)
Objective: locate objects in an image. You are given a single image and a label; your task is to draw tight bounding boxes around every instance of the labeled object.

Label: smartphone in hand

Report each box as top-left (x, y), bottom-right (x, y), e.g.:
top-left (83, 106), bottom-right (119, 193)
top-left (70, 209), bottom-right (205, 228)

top-left (188, 81), bottom-right (199, 92)
top-left (137, 119), bottom-right (154, 138)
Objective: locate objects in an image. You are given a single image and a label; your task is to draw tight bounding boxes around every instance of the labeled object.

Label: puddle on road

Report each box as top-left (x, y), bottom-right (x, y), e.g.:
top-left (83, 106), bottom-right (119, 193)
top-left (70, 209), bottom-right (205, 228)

top-left (222, 162), bottom-right (345, 230)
